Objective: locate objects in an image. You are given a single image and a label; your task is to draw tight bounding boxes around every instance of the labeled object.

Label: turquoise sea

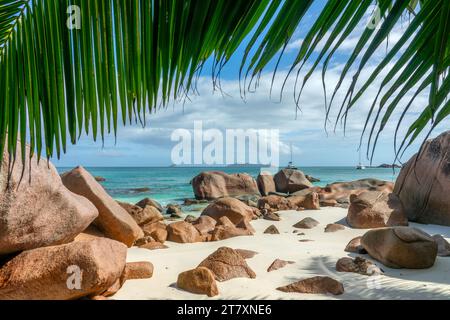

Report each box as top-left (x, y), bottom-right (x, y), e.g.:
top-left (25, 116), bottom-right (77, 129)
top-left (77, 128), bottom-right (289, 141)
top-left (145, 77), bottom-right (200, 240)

top-left (57, 166), bottom-right (400, 207)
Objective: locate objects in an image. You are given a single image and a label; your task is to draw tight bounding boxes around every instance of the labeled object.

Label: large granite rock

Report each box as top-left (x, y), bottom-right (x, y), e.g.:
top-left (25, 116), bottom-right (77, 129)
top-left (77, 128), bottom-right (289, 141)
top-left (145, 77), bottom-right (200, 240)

top-left (201, 197), bottom-right (256, 226)
top-left (0, 238), bottom-right (127, 300)
top-left (274, 169), bottom-right (313, 193)
top-left (177, 267), bottom-right (219, 297)
top-left (256, 172), bottom-right (276, 196)
top-left (118, 201), bottom-right (163, 226)
top-left (288, 192), bottom-right (320, 210)
top-left (191, 171), bottom-right (260, 200)
top-left (347, 191), bottom-right (408, 228)
top-left (394, 131), bottom-right (450, 226)
top-left (166, 221), bottom-right (202, 243)
top-left (61, 166), bottom-right (143, 247)
top-left (320, 178), bottom-right (394, 206)
top-left (0, 144), bottom-right (98, 255)
top-left (198, 247), bottom-right (256, 281)
top-left (142, 221), bottom-right (168, 243)
top-left (361, 227), bottom-right (438, 269)
top-left (257, 195), bottom-right (297, 212)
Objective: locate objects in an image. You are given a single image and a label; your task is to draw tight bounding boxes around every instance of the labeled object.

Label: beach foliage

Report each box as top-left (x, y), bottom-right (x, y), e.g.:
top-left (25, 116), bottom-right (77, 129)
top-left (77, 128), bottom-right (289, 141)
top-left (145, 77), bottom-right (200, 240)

top-left (0, 0), bottom-right (448, 168)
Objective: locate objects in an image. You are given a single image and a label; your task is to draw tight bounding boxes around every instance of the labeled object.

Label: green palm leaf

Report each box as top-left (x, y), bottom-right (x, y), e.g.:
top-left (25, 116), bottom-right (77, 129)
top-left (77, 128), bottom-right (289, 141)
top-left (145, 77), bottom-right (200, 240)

top-left (0, 0), bottom-right (449, 170)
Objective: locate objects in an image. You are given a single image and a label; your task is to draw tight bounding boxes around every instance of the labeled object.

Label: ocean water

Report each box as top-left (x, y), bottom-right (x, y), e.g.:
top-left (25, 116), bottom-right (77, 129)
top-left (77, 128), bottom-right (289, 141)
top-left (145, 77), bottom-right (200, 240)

top-left (57, 166), bottom-right (400, 207)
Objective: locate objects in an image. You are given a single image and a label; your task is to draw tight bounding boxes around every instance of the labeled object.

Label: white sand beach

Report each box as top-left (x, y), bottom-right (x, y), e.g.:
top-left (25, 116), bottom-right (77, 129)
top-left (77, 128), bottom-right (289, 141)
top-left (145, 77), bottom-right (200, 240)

top-left (113, 207), bottom-right (450, 300)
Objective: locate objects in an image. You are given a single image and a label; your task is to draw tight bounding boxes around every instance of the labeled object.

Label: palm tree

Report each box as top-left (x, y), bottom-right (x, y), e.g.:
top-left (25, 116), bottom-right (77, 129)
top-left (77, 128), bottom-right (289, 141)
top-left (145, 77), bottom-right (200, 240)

top-left (0, 0), bottom-right (448, 168)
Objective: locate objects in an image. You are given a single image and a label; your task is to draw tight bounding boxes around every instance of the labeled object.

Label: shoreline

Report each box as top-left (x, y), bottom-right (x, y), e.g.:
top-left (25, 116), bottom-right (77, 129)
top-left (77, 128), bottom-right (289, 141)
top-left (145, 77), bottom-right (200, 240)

top-left (113, 207), bottom-right (450, 300)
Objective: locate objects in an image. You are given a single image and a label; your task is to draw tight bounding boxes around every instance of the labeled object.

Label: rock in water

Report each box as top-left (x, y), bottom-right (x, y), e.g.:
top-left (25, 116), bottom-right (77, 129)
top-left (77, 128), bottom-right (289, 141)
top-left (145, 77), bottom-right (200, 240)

top-left (347, 191), bottom-right (408, 228)
top-left (177, 267), bottom-right (219, 297)
top-left (166, 221), bottom-right (202, 243)
top-left (293, 217), bottom-right (319, 229)
top-left (305, 175), bottom-right (320, 182)
top-left (263, 225), bottom-right (280, 234)
top-left (0, 144), bottom-right (98, 255)
top-left (257, 172), bottom-right (276, 196)
top-left (0, 238), bottom-right (127, 300)
top-left (361, 227), bottom-right (438, 269)
top-left (277, 276), bottom-right (344, 295)
top-left (191, 171), bottom-right (260, 200)
top-left (336, 257), bottom-right (382, 276)
top-left (267, 259), bottom-right (295, 272)
top-left (274, 169), bottom-right (313, 193)
top-left (201, 197), bottom-right (256, 226)
top-left (394, 131), bottom-right (450, 226)
top-left (166, 204), bottom-right (183, 218)
top-left (198, 247), bottom-right (256, 281)
top-left (61, 166), bottom-right (143, 247)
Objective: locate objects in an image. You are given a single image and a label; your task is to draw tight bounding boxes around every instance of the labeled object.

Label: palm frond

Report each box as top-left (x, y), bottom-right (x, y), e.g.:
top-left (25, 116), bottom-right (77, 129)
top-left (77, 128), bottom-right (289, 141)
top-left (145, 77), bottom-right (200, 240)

top-left (0, 0), bottom-right (449, 169)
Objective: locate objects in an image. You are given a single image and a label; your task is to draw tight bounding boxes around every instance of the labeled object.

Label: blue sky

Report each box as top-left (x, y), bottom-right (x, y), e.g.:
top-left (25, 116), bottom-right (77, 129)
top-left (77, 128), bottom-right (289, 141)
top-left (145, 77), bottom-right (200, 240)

top-left (53, 2), bottom-right (446, 168)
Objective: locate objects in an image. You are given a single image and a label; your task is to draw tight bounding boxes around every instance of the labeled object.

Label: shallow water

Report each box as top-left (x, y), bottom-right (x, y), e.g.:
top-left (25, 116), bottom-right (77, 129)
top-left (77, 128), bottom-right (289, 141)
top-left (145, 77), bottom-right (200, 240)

top-left (57, 166), bottom-right (399, 207)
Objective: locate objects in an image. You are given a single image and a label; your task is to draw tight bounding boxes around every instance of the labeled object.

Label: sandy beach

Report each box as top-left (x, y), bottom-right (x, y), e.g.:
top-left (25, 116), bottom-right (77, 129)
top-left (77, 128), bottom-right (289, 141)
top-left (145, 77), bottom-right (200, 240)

top-left (113, 207), bottom-right (450, 300)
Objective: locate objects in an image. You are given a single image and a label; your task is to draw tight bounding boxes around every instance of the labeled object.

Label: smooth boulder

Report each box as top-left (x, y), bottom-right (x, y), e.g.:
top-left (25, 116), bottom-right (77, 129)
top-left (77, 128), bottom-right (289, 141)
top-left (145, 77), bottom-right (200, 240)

top-left (122, 262), bottom-right (153, 280)
top-left (394, 131), bottom-right (450, 226)
top-left (288, 192), bottom-right (320, 210)
top-left (257, 172), bottom-right (276, 196)
top-left (61, 166), bottom-right (143, 247)
top-left (166, 221), bottom-right (202, 243)
top-left (0, 238), bottom-right (127, 300)
top-left (201, 197), bottom-right (256, 226)
top-left (0, 144), bottom-right (98, 255)
top-left (347, 191), bottom-right (408, 228)
top-left (198, 247), bottom-right (256, 281)
top-left (361, 227), bottom-right (438, 269)
top-left (293, 217), bottom-right (319, 229)
top-left (344, 236), bottom-right (367, 254)
top-left (191, 171), bottom-right (260, 200)
top-left (274, 169), bottom-right (312, 193)
top-left (177, 267), bottom-right (219, 297)
top-left (192, 216), bottom-right (217, 236)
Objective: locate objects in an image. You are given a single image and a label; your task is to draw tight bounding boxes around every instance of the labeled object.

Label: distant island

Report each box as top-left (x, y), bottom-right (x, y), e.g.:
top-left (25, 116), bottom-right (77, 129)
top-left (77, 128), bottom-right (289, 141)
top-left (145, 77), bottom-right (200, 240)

top-left (375, 163), bottom-right (402, 168)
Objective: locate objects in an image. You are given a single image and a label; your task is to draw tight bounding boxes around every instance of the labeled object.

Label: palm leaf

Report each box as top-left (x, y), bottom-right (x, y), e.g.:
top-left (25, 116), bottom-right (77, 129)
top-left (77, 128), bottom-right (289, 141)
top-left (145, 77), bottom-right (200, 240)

top-left (0, 0), bottom-right (449, 170)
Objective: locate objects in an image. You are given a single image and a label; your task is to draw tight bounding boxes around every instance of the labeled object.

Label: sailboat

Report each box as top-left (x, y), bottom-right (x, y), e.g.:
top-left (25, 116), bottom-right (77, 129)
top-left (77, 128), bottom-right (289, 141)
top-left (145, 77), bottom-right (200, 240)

top-left (356, 149), bottom-right (366, 170)
top-left (286, 142), bottom-right (298, 170)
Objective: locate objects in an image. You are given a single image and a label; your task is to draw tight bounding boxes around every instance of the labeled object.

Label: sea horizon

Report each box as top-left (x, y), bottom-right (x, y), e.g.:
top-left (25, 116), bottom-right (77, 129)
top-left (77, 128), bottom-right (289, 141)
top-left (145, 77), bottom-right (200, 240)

top-left (56, 166), bottom-right (401, 207)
